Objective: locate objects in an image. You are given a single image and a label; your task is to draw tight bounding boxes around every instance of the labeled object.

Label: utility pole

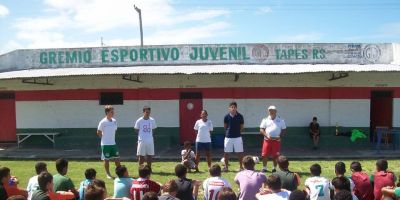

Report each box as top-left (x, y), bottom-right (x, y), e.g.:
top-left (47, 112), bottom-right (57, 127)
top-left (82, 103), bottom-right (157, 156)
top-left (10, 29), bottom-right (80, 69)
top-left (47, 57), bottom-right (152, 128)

top-left (134, 4), bottom-right (143, 47)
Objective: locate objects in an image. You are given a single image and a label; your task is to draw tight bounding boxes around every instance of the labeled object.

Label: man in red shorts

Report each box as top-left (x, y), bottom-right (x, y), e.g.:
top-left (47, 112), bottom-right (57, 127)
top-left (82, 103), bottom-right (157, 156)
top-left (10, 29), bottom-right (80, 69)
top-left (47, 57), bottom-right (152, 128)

top-left (259, 105), bottom-right (286, 173)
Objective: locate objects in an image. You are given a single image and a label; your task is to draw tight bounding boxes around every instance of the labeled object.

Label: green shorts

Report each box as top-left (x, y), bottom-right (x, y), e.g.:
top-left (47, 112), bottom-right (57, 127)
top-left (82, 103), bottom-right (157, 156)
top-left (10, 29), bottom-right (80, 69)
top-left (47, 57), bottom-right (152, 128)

top-left (395, 187), bottom-right (400, 198)
top-left (101, 145), bottom-right (119, 160)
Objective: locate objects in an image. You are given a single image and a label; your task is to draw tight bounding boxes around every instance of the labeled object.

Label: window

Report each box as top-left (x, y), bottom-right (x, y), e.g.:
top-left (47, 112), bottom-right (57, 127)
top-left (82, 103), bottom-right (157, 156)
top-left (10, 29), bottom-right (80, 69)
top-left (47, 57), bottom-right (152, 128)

top-left (99, 92), bottom-right (123, 105)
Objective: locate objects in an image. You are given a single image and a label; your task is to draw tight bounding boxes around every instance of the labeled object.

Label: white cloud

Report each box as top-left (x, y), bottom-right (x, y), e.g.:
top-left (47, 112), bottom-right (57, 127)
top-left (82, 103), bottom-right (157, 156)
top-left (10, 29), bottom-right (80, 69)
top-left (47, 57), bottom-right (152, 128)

top-left (8, 0), bottom-right (231, 50)
top-left (256, 7), bottom-right (273, 14)
top-left (0, 4), bottom-right (9, 17)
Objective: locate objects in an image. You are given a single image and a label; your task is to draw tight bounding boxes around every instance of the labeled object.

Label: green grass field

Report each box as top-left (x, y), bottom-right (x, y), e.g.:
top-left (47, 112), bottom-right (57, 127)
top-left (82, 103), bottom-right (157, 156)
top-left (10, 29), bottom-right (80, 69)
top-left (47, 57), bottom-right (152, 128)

top-left (1, 159), bottom-right (400, 199)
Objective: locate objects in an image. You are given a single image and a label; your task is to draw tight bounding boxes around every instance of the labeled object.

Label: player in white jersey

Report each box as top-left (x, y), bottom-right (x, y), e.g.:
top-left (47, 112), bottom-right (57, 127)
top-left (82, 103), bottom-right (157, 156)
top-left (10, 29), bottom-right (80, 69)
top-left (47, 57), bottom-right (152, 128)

top-left (305, 164), bottom-right (331, 200)
top-left (203, 164), bottom-right (231, 200)
top-left (134, 106), bottom-right (157, 168)
top-left (97, 105), bottom-right (121, 179)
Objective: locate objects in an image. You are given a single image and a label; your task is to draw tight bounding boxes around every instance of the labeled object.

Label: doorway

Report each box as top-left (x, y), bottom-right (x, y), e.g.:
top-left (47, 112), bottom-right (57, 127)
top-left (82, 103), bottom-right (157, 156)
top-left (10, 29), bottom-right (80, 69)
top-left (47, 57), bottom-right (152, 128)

top-left (179, 92), bottom-right (203, 144)
top-left (0, 92), bottom-right (16, 142)
top-left (370, 91), bottom-right (393, 142)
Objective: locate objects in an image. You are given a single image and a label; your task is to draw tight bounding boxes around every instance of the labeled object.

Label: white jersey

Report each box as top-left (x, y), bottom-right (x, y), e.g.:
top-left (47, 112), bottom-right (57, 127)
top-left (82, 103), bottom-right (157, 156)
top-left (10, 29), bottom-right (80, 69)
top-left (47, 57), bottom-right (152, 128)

top-left (203, 176), bottom-right (231, 200)
top-left (97, 117), bottom-right (117, 145)
top-left (27, 175), bottom-right (39, 200)
top-left (194, 119), bottom-right (213, 142)
top-left (258, 191), bottom-right (291, 200)
top-left (134, 117), bottom-right (157, 142)
top-left (305, 176), bottom-right (331, 200)
top-left (260, 116), bottom-right (286, 139)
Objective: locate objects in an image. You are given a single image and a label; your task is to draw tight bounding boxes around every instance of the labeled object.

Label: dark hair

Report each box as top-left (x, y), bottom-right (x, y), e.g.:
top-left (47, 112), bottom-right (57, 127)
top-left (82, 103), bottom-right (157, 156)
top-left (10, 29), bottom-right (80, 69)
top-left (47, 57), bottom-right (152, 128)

top-left (142, 191), bottom-right (158, 200)
top-left (331, 176), bottom-right (350, 191)
top-left (350, 161), bottom-right (362, 172)
top-left (85, 168), bottom-right (97, 180)
top-left (218, 187), bottom-right (237, 200)
top-left (38, 172), bottom-right (53, 191)
top-left (104, 105), bottom-right (114, 114)
top-left (6, 195), bottom-right (27, 200)
top-left (139, 165), bottom-right (152, 178)
top-left (92, 179), bottom-right (106, 189)
top-left (201, 110), bottom-right (208, 115)
top-left (313, 117), bottom-right (317, 121)
top-left (289, 190), bottom-right (307, 200)
top-left (183, 141), bottom-right (191, 148)
top-left (376, 159), bottom-right (388, 171)
top-left (242, 156), bottom-right (255, 170)
top-left (35, 162), bottom-right (47, 175)
top-left (143, 106), bottom-right (151, 112)
top-left (209, 164), bottom-right (222, 177)
top-left (334, 190), bottom-right (353, 200)
top-left (335, 161), bottom-right (346, 175)
top-left (163, 179), bottom-right (178, 193)
top-left (267, 174), bottom-right (282, 191)
top-left (55, 158), bottom-right (68, 174)
top-left (84, 184), bottom-right (105, 200)
top-left (175, 164), bottom-right (187, 178)
top-left (0, 167), bottom-right (10, 179)
top-left (277, 155), bottom-right (289, 170)
top-left (310, 163), bottom-right (322, 176)
top-left (115, 165), bottom-right (127, 178)
top-left (229, 101), bottom-right (237, 107)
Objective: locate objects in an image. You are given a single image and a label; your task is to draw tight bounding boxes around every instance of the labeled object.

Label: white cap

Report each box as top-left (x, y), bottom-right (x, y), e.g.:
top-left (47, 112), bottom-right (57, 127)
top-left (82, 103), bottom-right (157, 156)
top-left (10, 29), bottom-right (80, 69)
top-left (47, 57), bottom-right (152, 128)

top-left (268, 105), bottom-right (277, 110)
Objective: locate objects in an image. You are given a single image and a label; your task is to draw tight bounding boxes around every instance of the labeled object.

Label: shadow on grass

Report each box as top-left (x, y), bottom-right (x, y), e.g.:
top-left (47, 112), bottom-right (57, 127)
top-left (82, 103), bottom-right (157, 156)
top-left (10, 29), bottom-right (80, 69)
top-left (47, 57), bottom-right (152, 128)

top-left (297, 171), bottom-right (312, 177)
top-left (152, 171), bottom-right (176, 176)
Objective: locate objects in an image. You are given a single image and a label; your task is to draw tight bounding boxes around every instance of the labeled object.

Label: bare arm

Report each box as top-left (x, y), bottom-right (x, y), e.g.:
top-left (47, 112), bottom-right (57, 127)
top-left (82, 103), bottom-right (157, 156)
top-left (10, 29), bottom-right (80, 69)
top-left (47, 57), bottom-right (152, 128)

top-left (260, 128), bottom-right (269, 139)
top-left (240, 124), bottom-right (244, 132)
top-left (280, 129), bottom-right (287, 137)
top-left (192, 180), bottom-right (201, 199)
top-left (224, 123), bottom-right (228, 129)
top-left (96, 130), bottom-right (102, 137)
top-left (382, 186), bottom-right (396, 198)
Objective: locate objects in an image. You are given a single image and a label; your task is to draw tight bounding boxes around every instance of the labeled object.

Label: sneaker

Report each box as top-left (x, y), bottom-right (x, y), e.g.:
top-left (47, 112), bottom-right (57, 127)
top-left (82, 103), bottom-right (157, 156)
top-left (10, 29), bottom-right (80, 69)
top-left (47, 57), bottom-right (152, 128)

top-left (262, 168), bottom-right (268, 173)
top-left (106, 174), bottom-right (115, 180)
top-left (271, 169), bottom-right (277, 173)
top-left (222, 167), bottom-right (229, 172)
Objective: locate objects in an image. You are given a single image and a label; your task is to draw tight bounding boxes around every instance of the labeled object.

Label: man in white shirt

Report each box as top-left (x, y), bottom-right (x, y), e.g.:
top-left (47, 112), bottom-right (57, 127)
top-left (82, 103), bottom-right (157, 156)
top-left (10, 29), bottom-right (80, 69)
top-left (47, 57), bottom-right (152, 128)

top-left (97, 105), bottom-right (121, 179)
top-left (194, 110), bottom-right (213, 170)
top-left (203, 164), bottom-right (231, 200)
top-left (134, 106), bottom-right (157, 167)
top-left (259, 105), bottom-right (287, 173)
top-left (27, 162), bottom-right (47, 200)
top-left (305, 164), bottom-right (331, 200)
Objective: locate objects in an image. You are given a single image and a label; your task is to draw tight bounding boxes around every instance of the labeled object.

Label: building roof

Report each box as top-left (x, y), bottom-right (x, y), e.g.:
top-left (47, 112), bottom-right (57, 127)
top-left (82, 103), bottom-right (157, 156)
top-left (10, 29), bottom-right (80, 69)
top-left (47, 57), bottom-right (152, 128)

top-left (0, 64), bottom-right (399, 80)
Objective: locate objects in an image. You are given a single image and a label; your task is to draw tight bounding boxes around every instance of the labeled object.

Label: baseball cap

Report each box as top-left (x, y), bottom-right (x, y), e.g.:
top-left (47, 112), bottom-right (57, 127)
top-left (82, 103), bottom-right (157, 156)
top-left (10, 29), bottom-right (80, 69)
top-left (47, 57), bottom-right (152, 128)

top-left (268, 105), bottom-right (277, 110)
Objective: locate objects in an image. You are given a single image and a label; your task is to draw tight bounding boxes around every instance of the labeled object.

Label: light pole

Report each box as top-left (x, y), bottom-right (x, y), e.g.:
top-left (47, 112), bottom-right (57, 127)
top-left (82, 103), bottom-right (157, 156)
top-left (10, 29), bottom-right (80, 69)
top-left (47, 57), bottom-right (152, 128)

top-left (134, 4), bottom-right (143, 47)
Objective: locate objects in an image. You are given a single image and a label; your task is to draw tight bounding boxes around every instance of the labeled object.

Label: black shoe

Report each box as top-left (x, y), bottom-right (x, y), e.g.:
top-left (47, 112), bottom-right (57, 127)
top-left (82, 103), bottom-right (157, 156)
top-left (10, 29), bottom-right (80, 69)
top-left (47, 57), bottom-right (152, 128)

top-left (271, 169), bottom-right (276, 173)
top-left (261, 168), bottom-right (268, 173)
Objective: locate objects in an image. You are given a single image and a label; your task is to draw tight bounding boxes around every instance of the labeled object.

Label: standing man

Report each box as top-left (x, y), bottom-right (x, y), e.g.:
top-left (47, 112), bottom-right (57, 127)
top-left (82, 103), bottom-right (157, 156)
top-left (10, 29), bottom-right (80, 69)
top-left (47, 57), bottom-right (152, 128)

top-left (194, 110), bottom-right (213, 170)
top-left (135, 106), bottom-right (157, 167)
top-left (259, 105), bottom-right (286, 173)
top-left (309, 117), bottom-right (320, 150)
top-left (223, 101), bottom-right (244, 172)
top-left (97, 105), bottom-right (121, 179)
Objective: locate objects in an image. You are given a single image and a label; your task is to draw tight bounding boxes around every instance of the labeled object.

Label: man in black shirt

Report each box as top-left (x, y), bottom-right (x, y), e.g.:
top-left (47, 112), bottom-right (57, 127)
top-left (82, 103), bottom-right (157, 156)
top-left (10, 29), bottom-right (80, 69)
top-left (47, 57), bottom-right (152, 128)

top-left (174, 164), bottom-right (200, 200)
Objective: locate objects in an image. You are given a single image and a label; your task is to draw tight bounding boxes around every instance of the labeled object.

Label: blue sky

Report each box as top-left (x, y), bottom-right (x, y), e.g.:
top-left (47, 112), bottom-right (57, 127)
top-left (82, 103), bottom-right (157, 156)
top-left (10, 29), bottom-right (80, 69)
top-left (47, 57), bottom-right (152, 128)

top-left (0, 0), bottom-right (399, 54)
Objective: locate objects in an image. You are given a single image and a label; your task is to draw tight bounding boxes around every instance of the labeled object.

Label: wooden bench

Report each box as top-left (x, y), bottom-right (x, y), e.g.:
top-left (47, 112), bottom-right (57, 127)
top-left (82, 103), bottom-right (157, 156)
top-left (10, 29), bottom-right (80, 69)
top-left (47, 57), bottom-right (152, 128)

top-left (17, 132), bottom-right (60, 148)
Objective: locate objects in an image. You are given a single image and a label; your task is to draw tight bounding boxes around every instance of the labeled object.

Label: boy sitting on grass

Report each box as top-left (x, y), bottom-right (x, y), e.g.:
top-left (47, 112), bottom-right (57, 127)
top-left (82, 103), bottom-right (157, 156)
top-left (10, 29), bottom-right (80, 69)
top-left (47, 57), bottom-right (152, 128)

top-left (181, 141), bottom-right (198, 172)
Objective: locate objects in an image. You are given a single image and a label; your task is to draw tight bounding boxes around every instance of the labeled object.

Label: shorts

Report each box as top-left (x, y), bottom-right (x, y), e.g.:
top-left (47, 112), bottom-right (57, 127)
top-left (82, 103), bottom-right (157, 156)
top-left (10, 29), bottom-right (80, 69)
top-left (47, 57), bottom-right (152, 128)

top-left (224, 137), bottom-right (243, 153)
top-left (101, 145), bottom-right (120, 160)
top-left (262, 139), bottom-right (281, 158)
top-left (182, 159), bottom-right (196, 169)
top-left (137, 140), bottom-right (154, 156)
top-left (196, 142), bottom-right (211, 152)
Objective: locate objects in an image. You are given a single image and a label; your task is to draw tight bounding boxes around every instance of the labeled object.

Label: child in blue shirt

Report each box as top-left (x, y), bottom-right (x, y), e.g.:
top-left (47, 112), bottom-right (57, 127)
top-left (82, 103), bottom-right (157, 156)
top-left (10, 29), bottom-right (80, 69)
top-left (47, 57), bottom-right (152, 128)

top-left (78, 168), bottom-right (96, 200)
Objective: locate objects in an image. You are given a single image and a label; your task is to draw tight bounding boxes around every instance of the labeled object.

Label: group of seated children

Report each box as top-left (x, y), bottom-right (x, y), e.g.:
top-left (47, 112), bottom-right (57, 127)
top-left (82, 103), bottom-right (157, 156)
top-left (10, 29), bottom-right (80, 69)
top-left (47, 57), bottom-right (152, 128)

top-left (1, 156), bottom-right (400, 200)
